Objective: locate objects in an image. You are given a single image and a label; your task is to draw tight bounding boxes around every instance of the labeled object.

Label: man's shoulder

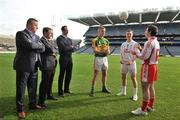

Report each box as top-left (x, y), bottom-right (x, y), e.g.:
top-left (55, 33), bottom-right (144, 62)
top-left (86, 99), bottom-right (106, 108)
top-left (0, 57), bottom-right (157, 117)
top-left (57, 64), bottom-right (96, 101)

top-left (92, 37), bottom-right (98, 41)
top-left (121, 42), bottom-right (127, 46)
top-left (40, 36), bottom-right (46, 40)
top-left (40, 37), bottom-right (47, 43)
top-left (92, 37), bottom-right (98, 44)
top-left (16, 30), bottom-right (29, 38)
top-left (131, 40), bottom-right (137, 43)
top-left (103, 37), bottom-right (109, 41)
top-left (16, 29), bottom-right (37, 38)
top-left (16, 29), bottom-right (26, 34)
top-left (56, 35), bottom-right (62, 42)
top-left (130, 40), bottom-right (138, 46)
top-left (56, 35), bottom-right (59, 39)
top-left (57, 35), bottom-right (68, 41)
top-left (145, 41), bottom-right (153, 48)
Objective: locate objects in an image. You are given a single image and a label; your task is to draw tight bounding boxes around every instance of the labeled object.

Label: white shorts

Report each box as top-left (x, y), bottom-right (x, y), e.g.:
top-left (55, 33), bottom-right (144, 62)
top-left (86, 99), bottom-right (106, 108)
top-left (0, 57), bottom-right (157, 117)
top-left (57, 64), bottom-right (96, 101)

top-left (94, 57), bottom-right (108, 71)
top-left (121, 62), bottom-right (137, 75)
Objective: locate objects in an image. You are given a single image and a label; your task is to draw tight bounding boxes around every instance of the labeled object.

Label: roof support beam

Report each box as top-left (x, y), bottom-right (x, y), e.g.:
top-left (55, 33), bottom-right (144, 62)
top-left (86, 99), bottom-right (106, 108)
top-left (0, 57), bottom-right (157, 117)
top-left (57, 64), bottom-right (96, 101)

top-left (171, 10), bottom-right (180, 22)
top-left (78, 18), bottom-right (90, 26)
top-left (91, 17), bottom-right (101, 25)
top-left (155, 12), bottom-right (161, 23)
top-left (139, 13), bottom-right (142, 23)
top-left (106, 15), bottom-right (114, 25)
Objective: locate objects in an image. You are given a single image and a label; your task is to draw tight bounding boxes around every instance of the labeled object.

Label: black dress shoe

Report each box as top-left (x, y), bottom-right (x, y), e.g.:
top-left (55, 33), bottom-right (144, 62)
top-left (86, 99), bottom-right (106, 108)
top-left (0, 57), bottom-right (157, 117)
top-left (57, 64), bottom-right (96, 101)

top-left (58, 93), bottom-right (64, 97)
top-left (64, 91), bottom-right (73, 94)
top-left (102, 88), bottom-right (111, 93)
top-left (38, 104), bottom-right (47, 109)
top-left (47, 96), bottom-right (58, 100)
top-left (29, 105), bottom-right (42, 110)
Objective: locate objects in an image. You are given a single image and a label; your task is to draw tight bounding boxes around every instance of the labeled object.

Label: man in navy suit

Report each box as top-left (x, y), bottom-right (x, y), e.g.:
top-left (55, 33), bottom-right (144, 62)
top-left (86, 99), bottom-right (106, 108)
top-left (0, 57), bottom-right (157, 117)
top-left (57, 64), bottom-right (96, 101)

top-left (56, 25), bottom-right (76, 97)
top-left (38, 27), bottom-right (58, 108)
top-left (13, 18), bottom-right (45, 119)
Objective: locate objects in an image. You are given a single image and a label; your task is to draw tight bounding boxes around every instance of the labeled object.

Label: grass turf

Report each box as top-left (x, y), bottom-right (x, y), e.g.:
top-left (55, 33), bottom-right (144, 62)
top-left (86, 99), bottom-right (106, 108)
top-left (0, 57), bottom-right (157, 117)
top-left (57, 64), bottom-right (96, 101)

top-left (0, 53), bottom-right (180, 120)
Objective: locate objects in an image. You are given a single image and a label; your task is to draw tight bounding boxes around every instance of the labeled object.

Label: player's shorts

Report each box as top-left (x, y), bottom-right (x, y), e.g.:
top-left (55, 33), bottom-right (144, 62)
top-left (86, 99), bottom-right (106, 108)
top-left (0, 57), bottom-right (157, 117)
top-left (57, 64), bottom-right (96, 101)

top-left (140, 64), bottom-right (158, 83)
top-left (94, 57), bottom-right (108, 71)
top-left (121, 62), bottom-right (137, 75)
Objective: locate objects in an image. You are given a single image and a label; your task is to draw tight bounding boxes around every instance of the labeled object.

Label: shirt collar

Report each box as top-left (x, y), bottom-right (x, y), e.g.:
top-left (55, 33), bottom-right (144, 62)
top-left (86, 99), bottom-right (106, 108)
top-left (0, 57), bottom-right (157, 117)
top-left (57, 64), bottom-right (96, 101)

top-left (43, 36), bottom-right (51, 41)
top-left (26, 28), bottom-right (35, 37)
top-left (148, 36), bottom-right (156, 42)
top-left (62, 34), bottom-right (68, 38)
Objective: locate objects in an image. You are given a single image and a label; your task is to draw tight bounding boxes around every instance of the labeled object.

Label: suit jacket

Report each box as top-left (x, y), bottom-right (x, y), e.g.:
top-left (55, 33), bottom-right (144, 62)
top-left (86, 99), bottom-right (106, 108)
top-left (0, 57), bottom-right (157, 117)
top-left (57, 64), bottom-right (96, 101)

top-left (13, 29), bottom-right (45, 72)
top-left (40, 37), bottom-right (57, 71)
top-left (56, 35), bottom-right (74, 58)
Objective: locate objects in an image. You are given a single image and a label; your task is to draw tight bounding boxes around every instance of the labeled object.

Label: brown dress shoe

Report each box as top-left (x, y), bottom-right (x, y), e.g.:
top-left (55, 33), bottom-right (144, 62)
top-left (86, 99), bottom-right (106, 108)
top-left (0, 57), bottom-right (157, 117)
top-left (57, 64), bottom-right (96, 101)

top-left (18, 111), bottom-right (26, 119)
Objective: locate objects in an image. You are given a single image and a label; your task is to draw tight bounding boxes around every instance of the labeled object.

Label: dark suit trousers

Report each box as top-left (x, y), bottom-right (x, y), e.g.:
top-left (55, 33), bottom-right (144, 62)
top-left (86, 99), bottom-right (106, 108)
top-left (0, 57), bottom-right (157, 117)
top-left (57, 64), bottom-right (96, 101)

top-left (16, 70), bottom-right (38, 112)
top-left (38, 70), bottom-right (55, 104)
top-left (58, 56), bottom-right (73, 94)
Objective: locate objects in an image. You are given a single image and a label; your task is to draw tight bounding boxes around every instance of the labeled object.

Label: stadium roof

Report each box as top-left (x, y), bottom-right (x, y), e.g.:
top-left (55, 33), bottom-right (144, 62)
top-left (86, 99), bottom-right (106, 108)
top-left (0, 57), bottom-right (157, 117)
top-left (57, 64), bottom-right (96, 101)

top-left (69, 9), bottom-right (180, 26)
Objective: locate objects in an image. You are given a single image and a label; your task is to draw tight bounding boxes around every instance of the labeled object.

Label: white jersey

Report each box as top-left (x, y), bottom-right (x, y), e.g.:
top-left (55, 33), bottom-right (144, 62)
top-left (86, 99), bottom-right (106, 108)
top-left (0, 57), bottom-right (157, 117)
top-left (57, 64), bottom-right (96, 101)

top-left (137, 37), bottom-right (160, 65)
top-left (120, 40), bottom-right (139, 64)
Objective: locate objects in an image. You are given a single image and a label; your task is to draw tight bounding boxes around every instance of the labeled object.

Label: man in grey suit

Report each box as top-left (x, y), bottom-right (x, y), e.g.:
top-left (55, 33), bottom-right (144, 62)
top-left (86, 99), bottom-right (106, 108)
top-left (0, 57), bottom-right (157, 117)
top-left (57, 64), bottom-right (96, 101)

top-left (56, 25), bottom-right (76, 97)
top-left (38, 27), bottom-right (58, 108)
top-left (13, 18), bottom-right (45, 119)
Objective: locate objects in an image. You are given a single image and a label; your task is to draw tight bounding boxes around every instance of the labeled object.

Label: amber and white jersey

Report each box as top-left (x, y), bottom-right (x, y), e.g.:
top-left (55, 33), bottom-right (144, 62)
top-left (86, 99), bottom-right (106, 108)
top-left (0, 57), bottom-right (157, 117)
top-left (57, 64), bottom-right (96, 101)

top-left (137, 37), bottom-right (160, 65)
top-left (120, 40), bottom-right (140, 64)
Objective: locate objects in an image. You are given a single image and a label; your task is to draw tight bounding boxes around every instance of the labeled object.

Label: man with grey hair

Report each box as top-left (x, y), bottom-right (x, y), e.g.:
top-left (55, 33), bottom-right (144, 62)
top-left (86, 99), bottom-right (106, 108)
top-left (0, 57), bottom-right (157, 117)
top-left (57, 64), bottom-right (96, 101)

top-left (13, 18), bottom-right (45, 119)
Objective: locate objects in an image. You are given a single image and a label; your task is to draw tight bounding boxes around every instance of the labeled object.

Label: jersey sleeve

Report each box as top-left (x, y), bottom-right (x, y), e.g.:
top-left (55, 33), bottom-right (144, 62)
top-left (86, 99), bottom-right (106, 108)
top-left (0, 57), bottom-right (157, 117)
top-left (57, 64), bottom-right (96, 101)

top-left (137, 41), bottom-right (154, 60)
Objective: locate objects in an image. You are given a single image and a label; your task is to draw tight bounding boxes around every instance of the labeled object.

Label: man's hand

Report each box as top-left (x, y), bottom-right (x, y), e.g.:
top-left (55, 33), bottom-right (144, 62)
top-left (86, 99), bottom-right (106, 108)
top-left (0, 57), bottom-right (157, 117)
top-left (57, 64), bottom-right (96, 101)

top-left (127, 61), bottom-right (132, 65)
top-left (131, 51), bottom-right (136, 55)
top-left (104, 49), bottom-right (110, 54)
top-left (94, 49), bottom-right (109, 55)
top-left (120, 60), bottom-right (132, 65)
top-left (135, 43), bottom-right (142, 51)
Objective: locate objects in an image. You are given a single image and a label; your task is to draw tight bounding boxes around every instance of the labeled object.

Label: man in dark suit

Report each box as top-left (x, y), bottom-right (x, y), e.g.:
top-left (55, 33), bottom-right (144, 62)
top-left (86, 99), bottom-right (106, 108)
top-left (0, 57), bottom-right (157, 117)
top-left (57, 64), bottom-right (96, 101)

top-left (13, 18), bottom-right (45, 119)
top-left (38, 27), bottom-right (58, 108)
top-left (56, 25), bottom-right (76, 97)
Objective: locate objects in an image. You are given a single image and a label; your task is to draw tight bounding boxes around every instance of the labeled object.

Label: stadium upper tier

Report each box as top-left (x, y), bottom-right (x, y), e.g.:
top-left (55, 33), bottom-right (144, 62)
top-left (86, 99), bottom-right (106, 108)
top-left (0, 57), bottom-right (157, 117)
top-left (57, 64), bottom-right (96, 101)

top-left (69, 10), bottom-right (180, 26)
top-left (69, 9), bottom-right (180, 56)
top-left (83, 23), bottom-right (180, 37)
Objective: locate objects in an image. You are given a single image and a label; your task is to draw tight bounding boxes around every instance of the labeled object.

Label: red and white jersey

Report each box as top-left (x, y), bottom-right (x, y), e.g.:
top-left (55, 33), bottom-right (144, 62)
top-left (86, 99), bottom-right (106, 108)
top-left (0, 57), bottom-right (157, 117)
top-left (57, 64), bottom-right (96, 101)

top-left (120, 40), bottom-right (140, 64)
top-left (137, 37), bottom-right (160, 65)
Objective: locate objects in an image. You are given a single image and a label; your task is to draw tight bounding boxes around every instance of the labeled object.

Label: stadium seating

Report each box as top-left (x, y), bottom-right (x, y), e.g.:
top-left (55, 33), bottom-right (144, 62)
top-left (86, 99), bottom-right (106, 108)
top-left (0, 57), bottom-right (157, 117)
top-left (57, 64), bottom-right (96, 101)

top-left (84, 23), bottom-right (180, 38)
top-left (78, 23), bottom-right (180, 56)
top-left (111, 46), bottom-right (121, 55)
top-left (69, 10), bottom-right (180, 56)
top-left (166, 46), bottom-right (180, 56)
top-left (80, 46), bottom-right (93, 54)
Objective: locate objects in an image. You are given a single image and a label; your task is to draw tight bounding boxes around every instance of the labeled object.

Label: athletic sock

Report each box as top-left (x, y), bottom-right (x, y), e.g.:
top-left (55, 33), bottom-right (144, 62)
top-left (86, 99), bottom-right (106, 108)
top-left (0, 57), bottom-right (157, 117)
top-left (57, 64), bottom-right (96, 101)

top-left (133, 87), bottom-right (138, 96)
top-left (91, 86), bottom-right (94, 92)
top-left (141, 100), bottom-right (148, 112)
top-left (148, 97), bottom-right (155, 108)
top-left (122, 86), bottom-right (126, 94)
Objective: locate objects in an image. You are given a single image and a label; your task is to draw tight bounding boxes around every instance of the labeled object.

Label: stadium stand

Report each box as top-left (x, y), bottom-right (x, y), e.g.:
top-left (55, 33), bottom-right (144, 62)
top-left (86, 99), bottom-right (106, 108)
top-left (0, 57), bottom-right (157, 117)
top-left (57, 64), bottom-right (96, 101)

top-left (81, 46), bottom-right (93, 54)
top-left (0, 34), bottom-right (15, 51)
top-left (166, 46), bottom-right (180, 56)
top-left (70, 9), bottom-right (180, 56)
top-left (75, 45), bottom-right (89, 53)
top-left (159, 46), bottom-right (170, 56)
top-left (112, 46), bottom-right (121, 55)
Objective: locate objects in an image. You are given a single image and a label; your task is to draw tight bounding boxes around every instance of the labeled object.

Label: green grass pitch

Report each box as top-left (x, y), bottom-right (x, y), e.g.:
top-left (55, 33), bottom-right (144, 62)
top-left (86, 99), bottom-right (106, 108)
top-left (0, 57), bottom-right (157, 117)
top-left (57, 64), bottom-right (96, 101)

top-left (0, 53), bottom-right (180, 120)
